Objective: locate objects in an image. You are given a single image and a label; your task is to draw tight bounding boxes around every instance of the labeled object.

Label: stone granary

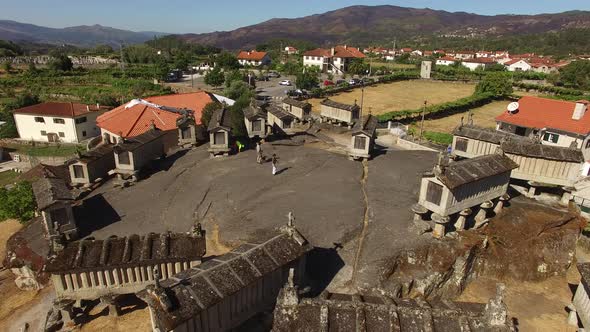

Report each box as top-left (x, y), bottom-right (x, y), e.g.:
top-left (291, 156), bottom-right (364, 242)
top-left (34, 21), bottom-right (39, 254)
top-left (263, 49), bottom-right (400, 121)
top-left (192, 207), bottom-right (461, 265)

top-left (68, 144), bottom-right (115, 187)
top-left (267, 105), bottom-right (297, 136)
top-left (32, 176), bottom-right (78, 244)
top-left (452, 124), bottom-right (532, 159)
top-left (137, 220), bottom-right (311, 332)
top-left (44, 227), bottom-right (206, 321)
top-left (501, 139), bottom-right (585, 191)
top-left (273, 277), bottom-right (514, 331)
top-left (569, 263), bottom-right (590, 329)
top-left (414, 152), bottom-right (518, 238)
top-left (176, 110), bottom-right (199, 147)
top-left (349, 114), bottom-right (378, 160)
top-left (207, 108), bottom-right (233, 157)
top-left (281, 98), bottom-right (311, 122)
top-left (243, 101), bottom-right (268, 138)
top-left (320, 98), bottom-right (360, 126)
top-left (113, 128), bottom-right (178, 181)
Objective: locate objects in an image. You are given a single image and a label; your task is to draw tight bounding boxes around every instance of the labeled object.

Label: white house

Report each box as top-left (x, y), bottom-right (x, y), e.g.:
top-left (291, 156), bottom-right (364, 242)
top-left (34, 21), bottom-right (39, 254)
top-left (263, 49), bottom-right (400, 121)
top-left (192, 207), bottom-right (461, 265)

top-left (237, 51), bottom-right (271, 66)
top-left (461, 58), bottom-right (495, 71)
top-left (12, 102), bottom-right (110, 143)
top-left (435, 57), bottom-right (457, 66)
top-left (303, 45), bottom-right (365, 74)
top-left (284, 46), bottom-right (299, 55)
top-left (505, 59), bottom-right (532, 72)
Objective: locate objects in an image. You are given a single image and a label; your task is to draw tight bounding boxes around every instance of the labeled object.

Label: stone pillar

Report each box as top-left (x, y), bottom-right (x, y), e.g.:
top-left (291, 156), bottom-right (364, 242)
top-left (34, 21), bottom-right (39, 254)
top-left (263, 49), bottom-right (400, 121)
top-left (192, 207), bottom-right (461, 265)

top-left (455, 208), bottom-right (472, 231)
top-left (431, 213), bottom-right (450, 239)
top-left (561, 187), bottom-right (575, 207)
top-left (485, 284), bottom-right (508, 327)
top-left (475, 201), bottom-right (494, 228)
top-left (567, 303), bottom-right (578, 326)
top-left (54, 299), bottom-right (76, 324)
top-left (100, 296), bottom-right (120, 317)
top-left (411, 204), bottom-right (428, 222)
top-left (494, 194), bottom-right (510, 215)
top-left (527, 184), bottom-right (537, 198)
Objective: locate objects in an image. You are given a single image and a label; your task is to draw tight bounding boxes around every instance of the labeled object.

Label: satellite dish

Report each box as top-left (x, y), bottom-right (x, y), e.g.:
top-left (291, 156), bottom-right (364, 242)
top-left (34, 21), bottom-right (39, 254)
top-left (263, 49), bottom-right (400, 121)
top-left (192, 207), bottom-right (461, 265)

top-left (507, 102), bottom-right (519, 113)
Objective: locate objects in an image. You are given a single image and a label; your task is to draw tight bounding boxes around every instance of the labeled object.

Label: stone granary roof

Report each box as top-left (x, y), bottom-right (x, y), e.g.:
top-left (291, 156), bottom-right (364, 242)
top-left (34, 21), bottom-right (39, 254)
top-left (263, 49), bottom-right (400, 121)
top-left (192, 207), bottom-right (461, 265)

top-left (44, 231), bottom-right (206, 274)
top-left (273, 291), bottom-right (514, 331)
top-left (113, 128), bottom-right (169, 153)
top-left (352, 114), bottom-right (378, 137)
top-left (32, 177), bottom-right (75, 210)
top-left (76, 144), bottom-right (114, 164)
top-left (137, 226), bottom-right (311, 331)
top-left (268, 105), bottom-right (294, 120)
top-left (501, 140), bottom-right (584, 163)
top-left (453, 124), bottom-right (532, 144)
top-left (433, 153), bottom-right (518, 190)
top-left (18, 163), bottom-right (70, 183)
top-left (207, 108), bottom-right (232, 132)
top-left (283, 98), bottom-right (311, 109)
top-left (243, 102), bottom-right (266, 120)
top-left (320, 98), bottom-right (360, 112)
top-left (578, 263), bottom-right (590, 293)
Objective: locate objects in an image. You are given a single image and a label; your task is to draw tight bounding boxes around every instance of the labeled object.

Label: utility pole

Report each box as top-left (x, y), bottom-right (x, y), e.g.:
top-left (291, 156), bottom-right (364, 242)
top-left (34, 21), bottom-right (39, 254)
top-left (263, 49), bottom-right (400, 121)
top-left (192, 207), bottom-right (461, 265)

top-left (360, 83), bottom-right (365, 119)
top-left (419, 100), bottom-right (427, 143)
top-left (119, 43), bottom-right (125, 76)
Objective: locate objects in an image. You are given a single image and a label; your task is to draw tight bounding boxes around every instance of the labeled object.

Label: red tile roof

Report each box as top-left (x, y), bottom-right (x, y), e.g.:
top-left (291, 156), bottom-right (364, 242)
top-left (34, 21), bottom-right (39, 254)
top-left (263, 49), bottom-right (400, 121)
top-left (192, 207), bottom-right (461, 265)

top-left (11, 102), bottom-right (110, 117)
top-left (97, 92), bottom-right (217, 138)
top-left (495, 96), bottom-right (590, 136)
top-left (303, 46), bottom-right (365, 59)
top-left (505, 59), bottom-right (527, 66)
top-left (463, 57), bottom-right (496, 64)
top-left (303, 48), bottom-right (332, 57)
top-left (237, 51), bottom-right (268, 61)
top-left (437, 56), bottom-right (456, 62)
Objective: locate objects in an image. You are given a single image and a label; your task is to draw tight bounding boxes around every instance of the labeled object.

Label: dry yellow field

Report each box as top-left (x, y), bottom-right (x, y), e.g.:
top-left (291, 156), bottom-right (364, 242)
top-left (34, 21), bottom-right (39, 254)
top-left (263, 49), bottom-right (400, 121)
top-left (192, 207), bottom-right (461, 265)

top-left (417, 100), bottom-right (510, 134)
top-left (309, 80), bottom-right (476, 116)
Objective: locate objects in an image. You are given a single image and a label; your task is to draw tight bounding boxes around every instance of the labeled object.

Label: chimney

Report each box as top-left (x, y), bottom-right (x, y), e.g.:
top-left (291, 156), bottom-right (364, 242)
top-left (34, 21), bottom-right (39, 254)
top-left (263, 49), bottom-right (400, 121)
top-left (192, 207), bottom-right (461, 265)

top-left (573, 100), bottom-right (589, 120)
top-left (86, 105), bottom-right (90, 112)
top-left (344, 44), bottom-right (348, 50)
top-left (96, 103), bottom-right (100, 109)
top-left (331, 48), bottom-right (335, 56)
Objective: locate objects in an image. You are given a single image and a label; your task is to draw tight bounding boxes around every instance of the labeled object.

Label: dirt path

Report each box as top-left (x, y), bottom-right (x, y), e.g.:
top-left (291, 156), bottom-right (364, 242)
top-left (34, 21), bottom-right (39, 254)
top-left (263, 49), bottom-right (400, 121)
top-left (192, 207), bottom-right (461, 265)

top-left (351, 159), bottom-right (370, 287)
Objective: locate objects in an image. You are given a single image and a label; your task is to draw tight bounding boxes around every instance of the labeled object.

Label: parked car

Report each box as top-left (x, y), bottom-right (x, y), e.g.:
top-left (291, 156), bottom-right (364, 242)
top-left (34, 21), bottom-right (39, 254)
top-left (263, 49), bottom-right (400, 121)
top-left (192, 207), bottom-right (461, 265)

top-left (257, 75), bottom-right (270, 81)
top-left (348, 78), bottom-right (362, 86)
top-left (285, 89), bottom-right (308, 97)
top-left (323, 80), bottom-right (335, 86)
top-left (279, 80), bottom-right (292, 86)
top-left (335, 79), bottom-right (347, 85)
top-left (268, 72), bottom-right (281, 78)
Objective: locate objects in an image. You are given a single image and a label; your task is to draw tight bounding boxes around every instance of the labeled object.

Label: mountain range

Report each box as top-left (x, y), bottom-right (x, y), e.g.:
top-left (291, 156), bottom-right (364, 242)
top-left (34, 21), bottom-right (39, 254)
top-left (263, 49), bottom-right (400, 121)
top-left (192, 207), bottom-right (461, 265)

top-left (178, 5), bottom-right (590, 49)
top-left (2, 5), bottom-right (590, 50)
top-left (0, 20), bottom-right (166, 47)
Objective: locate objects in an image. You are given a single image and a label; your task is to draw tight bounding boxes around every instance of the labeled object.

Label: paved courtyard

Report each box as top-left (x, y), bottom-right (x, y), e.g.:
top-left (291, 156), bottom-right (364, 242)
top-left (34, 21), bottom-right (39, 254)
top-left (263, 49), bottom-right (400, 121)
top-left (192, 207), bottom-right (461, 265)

top-left (76, 141), bottom-right (438, 291)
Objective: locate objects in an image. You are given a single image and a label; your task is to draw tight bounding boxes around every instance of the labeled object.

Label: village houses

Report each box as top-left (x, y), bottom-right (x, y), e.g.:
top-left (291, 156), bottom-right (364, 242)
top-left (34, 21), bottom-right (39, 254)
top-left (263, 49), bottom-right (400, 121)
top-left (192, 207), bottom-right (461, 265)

top-left (284, 46), bottom-right (298, 55)
top-left (303, 45), bottom-right (365, 74)
top-left (12, 102), bottom-right (111, 143)
top-left (236, 50), bottom-right (271, 66)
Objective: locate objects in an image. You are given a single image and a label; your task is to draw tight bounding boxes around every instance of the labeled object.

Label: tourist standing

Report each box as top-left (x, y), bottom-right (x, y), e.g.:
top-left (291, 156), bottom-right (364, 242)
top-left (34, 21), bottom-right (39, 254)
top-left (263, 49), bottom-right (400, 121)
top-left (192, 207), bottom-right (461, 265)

top-left (256, 142), bottom-right (263, 164)
top-left (272, 154), bottom-right (278, 175)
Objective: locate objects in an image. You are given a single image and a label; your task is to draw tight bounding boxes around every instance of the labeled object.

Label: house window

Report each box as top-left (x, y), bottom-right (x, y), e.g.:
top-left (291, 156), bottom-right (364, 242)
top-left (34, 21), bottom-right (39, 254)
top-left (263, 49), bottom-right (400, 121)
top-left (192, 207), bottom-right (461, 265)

top-left (543, 132), bottom-right (559, 144)
top-left (181, 127), bottom-right (192, 139)
top-left (515, 126), bottom-right (527, 136)
top-left (75, 117), bottom-right (87, 124)
top-left (455, 138), bottom-right (468, 152)
top-left (214, 132), bottom-right (226, 145)
top-left (118, 151), bottom-right (131, 165)
top-left (53, 118), bottom-right (65, 124)
top-left (82, 131), bottom-right (87, 137)
top-left (354, 136), bottom-right (367, 150)
top-left (73, 165), bottom-right (84, 179)
top-left (426, 181), bottom-right (443, 206)
top-left (40, 130), bottom-right (47, 136)
top-left (58, 132), bottom-right (65, 138)
top-left (252, 120), bottom-right (262, 132)
top-left (34, 117), bottom-right (45, 123)
top-left (586, 140), bottom-right (590, 149)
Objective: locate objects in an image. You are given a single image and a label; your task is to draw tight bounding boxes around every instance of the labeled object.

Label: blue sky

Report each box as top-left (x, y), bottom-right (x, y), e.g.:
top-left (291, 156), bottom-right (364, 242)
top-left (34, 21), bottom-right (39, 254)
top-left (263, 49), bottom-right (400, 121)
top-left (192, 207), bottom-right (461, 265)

top-left (2, 0), bottom-right (590, 33)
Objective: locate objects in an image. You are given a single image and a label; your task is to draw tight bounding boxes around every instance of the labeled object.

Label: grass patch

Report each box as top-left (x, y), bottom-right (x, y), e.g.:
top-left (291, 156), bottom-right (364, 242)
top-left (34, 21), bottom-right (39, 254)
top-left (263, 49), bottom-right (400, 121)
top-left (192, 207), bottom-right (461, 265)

top-left (0, 171), bottom-right (19, 187)
top-left (423, 131), bottom-right (453, 145)
top-left (1, 143), bottom-right (82, 157)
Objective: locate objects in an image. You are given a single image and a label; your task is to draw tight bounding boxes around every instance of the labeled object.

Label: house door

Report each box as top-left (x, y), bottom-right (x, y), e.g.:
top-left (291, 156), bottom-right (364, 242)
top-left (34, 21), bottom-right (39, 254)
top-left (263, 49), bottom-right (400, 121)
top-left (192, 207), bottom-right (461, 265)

top-left (47, 133), bottom-right (58, 142)
top-left (515, 126), bottom-right (527, 136)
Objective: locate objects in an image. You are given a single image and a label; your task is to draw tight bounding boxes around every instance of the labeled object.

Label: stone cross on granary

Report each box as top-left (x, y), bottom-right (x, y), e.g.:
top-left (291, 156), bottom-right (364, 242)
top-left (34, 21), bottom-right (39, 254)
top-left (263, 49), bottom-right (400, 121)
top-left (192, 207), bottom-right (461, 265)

top-left (288, 212), bottom-right (295, 227)
top-left (153, 266), bottom-right (161, 289)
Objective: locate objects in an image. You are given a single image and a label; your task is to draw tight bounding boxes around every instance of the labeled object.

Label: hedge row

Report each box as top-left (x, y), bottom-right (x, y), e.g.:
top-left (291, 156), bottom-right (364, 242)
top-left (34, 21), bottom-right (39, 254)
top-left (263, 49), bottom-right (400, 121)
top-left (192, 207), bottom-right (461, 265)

top-left (513, 82), bottom-right (590, 98)
top-left (309, 71), bottom-right (420, 98)
top-left (376, 93), bottom-right (497, 122)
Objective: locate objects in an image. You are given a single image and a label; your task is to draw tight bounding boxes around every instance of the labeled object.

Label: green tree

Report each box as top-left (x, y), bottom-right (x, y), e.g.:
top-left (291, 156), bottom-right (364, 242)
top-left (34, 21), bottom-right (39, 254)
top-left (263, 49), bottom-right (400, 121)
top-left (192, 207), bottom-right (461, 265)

top-left (224, 80), bottom-right (253, 100)
top-left (216, 52), bottom-right (240, 70)
top-left (228, 95), bottom-right (249, 137)
top-left (224, 70), bottom-right (243, 88)
top-left (558, 60), bottom-right (590, 90)
top-left (201, 101), bottom-right (223, 128)
top-left (475, 72), bottom-right (513, 96)
top-left (0, 181), bottom-right (36, 223)
top-left (485, 63), bottom-right (507, 72)
top-left (173, 52), bottom-right (191, 71)
top-left (0, 93), bottom-right (40, 138)
top-left (154, 57), bottom-right (170, 81)
top-left (348, 59), bottom-right (369, 75)
top-left (48, 54), bottom-right (73, 71)
top-left (296, 68), bottom-right (319, 90)
top-left (204, 67), bottom-right (225, 87)
top-left (2, 61), bottom-right (12, 73)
